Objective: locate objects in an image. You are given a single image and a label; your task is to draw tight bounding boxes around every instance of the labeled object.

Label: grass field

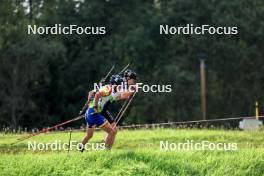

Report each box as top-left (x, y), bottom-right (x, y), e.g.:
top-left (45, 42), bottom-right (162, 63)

top-left (0, 128), bottom-right (264, 176)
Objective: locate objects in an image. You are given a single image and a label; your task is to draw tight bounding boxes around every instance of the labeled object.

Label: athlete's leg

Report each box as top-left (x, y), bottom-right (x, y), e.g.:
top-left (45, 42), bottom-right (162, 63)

top-left (81, 126), bottom-right (95, 146)
top-left (101, 110), bottom-right (117, 146)
top-left (80, 108), bottom-right (96, 151)
top-left (101, 122), bottom-right (115, 149)
top-left (109, 122), bottom-right (117, 146)
top-left (92, 111), bottom-right (116, 149)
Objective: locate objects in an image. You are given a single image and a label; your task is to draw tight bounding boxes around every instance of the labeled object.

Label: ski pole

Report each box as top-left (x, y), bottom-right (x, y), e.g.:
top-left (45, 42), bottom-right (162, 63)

top-left (114, 91), bottom-right (137, 127)
top-left (118, 62), bottom-right (131, 75)
top-left (12, 112), bottom-right (97, 145)
top-left (12, 115), bottom-right (85, 144)
top-left (79, 64), bottom-right (116, 115)
top-left (115, 98), bottom-right (130, 122)
top-left (68, 130), bottom-right (72, 154)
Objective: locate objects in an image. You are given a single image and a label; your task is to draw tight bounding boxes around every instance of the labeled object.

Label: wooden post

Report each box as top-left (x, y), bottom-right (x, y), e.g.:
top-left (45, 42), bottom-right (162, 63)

top-left (200, 59), bottom-right (206, 120)
top-left (255, 101), bottom-right (259, 120)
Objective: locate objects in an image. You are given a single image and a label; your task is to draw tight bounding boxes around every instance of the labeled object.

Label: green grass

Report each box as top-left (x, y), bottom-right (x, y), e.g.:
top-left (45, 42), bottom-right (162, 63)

top-left (0, 128), bottom-right (264, 175)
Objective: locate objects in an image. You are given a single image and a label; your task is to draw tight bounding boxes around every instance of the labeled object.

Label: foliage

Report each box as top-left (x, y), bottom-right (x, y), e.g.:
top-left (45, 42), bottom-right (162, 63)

top-left (0, 0), bottom-right (263, 129)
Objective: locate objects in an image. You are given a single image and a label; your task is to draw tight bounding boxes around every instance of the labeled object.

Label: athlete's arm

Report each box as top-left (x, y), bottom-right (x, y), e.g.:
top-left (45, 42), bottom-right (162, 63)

top-left (93, 87), bottom-right (109, 111)
top-left (93, 92), bottom-right (102, 111)
top-left (79, 90), bottom-right (96, 115)
top-left (87, 90), bottom-right (96, 103)
top-left (117, 91), bottom-right (133, 100)
top-left (116, 85), bottom-right (137, 100)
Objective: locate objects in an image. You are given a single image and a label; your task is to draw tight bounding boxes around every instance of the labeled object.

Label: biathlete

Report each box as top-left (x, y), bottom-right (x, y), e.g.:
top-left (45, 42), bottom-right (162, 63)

top-left (100, 70), bottom-right (137, 143)
top-left (81, 69), bottom-right (137, 128)
top-left (79, 74), bottom-right (136, 151)
top-left (101, 70), bottom-right (137, 127)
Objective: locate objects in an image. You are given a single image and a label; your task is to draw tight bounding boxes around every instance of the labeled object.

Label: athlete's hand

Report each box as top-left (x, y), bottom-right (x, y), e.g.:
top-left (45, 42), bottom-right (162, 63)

top-left (100, 78), bottom-right (106, 85)
top-left (93, 106), bottom-right (98, 113)
top-left (129, 84), bottom-right (138, 92)
top-left (79, 110), bottom-right (83, 115)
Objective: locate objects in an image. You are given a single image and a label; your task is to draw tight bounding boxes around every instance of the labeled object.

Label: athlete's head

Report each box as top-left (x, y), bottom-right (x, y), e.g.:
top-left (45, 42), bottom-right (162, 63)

top-left (123, 69), bottom-right (137, 86)
top-left (109, 74), bottom-right (123, 86)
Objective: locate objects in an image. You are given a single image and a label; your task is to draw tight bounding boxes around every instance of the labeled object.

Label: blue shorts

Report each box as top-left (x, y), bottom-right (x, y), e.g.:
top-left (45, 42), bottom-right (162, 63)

top-left (85, 108), bottom-right (108, 128)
